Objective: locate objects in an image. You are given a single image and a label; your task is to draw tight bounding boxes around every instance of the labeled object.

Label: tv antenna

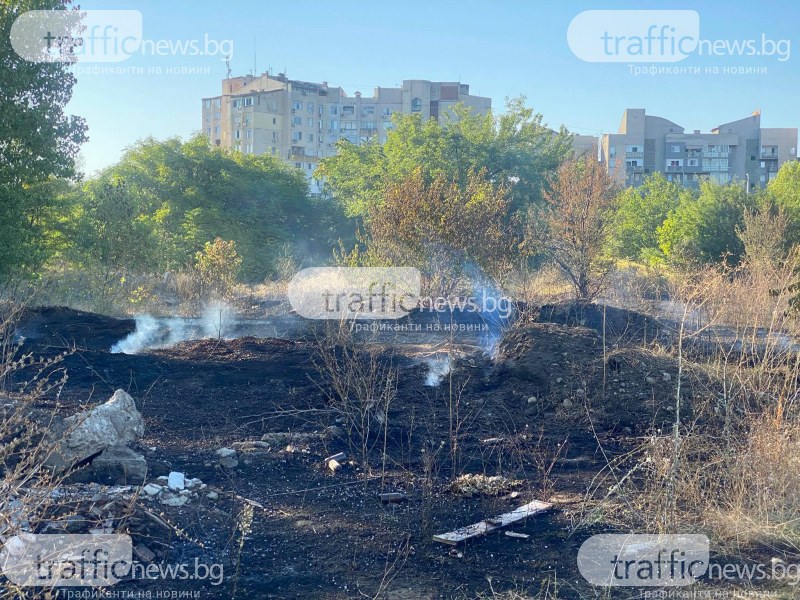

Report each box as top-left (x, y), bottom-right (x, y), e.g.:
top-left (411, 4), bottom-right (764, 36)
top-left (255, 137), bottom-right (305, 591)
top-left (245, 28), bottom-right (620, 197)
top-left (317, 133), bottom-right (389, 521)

top-left (225, 55), bottom-right (232, 78)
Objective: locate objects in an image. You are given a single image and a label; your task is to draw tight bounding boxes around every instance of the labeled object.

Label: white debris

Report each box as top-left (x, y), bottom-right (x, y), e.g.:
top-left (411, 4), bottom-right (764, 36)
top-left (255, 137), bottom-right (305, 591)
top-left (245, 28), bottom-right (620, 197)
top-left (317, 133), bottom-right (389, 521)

top-left (167, 472), bottom-right (185, 491)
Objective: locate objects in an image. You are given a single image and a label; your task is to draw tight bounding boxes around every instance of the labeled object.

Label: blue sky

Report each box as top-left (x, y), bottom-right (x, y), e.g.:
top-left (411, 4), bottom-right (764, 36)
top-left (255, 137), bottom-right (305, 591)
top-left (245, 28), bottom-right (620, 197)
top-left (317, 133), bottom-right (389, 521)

top-left (65, 0), bottom-right (800, 175)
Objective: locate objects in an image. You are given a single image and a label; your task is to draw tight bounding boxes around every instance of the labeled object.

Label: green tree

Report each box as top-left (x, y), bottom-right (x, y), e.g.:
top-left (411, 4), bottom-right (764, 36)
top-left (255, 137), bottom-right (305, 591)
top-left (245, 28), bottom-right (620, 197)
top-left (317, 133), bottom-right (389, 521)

top-left (68, 136), bottom-right (337, 280)
top-left (609, 173), bottom-right (690, 263)
top-left (767, 161), bottom-right (800, 246)
top-left (316, 98), bottom-right (574, 218)
top-left (657, 180), bottom-right (757, 265)
top-left (0, 0), bottom-right (87, 278)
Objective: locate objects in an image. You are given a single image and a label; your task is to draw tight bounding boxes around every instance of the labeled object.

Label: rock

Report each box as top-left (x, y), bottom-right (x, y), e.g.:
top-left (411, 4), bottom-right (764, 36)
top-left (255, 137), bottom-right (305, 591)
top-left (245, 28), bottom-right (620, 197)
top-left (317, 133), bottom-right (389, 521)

top-left (216, 448), bottom-right (238, 469)
top-left (662, 372), bottom-right (671, 382)
top-left (206, 491), bottom-right (219, 501)
top-left (562, 398), bottom-right (574, 409)
top-left (187, 478), bottom-right (203, 488)
top-left (167, 472), bottom-right (185, 491)
top-left (76, 446), bottom-right (147, 485)
top-left (527, 396), bottom-right (538, 404)
top-left (575, 389), bottom-right (585, 396)
top-left (161, 494), bottom-right (188, 507)
top-left (142, 483), bottom-right (162, 496)
top-left (645, 376), bottom-right (657, 385)
top-left (45, 390), bottom-right (144, 474)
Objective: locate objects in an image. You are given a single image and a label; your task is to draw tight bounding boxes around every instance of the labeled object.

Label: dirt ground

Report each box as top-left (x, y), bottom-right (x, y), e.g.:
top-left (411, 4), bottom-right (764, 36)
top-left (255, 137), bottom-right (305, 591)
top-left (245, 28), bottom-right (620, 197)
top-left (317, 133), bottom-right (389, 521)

top-left (7, 305), bottom-right (702, 599)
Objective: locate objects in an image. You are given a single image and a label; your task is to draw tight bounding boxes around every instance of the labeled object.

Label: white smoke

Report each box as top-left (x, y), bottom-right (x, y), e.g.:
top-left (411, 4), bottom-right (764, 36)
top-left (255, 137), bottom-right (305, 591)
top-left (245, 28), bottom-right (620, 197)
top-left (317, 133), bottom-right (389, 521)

top-left (111, 301), bottom-right (236, 354)
top-left (424, 354), bottom-right (452, 386)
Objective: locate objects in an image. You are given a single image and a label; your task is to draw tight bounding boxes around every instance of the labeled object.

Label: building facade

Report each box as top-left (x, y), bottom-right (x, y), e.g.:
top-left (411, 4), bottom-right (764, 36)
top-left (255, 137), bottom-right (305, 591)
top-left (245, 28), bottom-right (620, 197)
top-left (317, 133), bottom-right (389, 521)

top-left (201, 73), bottom-right (491, 192)
top-left (600, 108), bottom-right (797, 189)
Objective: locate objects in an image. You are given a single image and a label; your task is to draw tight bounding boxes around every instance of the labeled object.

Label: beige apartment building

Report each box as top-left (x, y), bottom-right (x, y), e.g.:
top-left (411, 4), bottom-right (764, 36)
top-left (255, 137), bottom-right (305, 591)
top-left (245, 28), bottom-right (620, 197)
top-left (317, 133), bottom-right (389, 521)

top-left (600, 108), bottom-right (797, 190)
top-left (202, 72), bottom-right (491, 192)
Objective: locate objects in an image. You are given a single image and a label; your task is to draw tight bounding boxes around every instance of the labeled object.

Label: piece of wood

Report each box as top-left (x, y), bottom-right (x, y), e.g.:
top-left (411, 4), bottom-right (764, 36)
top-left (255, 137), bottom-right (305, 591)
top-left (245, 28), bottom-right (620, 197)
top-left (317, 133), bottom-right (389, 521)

top-left (325, 452), bottom-right (346, 463)
top-left (504, 531), bottom-right (530, 540)
top-left (432, 500), bottom-right (552, 545)
top-left (378, 492), bottom-right (407, 503)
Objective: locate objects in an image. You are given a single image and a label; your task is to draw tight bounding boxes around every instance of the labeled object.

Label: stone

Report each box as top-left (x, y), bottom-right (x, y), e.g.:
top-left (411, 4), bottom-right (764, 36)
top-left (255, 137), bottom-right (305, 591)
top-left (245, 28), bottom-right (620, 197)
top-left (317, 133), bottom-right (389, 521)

top-left (78, 446), bottom-right (147, 485)
top-left (142, 483), bottom-right (162, 496)
top-left (216, 448), bottom-right (238, 469)
top-left (645, 376), bottom-right (657, 385)
top-left (527, 396), bottom-right (538, 404)
top-left (562, 398), bottom-right (574, 409)
top-left (167, 472), bottom-right (185, 491)
top-left (206, 491), bottom-right (219, 501)
top-left (161, 495), bottom-right (188, 507)
top-left (662, 372), bottom-right (671, 382)
top-left (44, 390), bottom-right (144, 474)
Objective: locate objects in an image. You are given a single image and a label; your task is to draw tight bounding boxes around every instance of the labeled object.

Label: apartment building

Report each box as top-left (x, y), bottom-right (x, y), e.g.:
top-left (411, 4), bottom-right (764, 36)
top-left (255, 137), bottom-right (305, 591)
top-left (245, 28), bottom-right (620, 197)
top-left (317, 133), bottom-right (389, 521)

top-left (600, 108), bottom-right (797, 189)
top-left (201, 72), bottom-right (491, 192)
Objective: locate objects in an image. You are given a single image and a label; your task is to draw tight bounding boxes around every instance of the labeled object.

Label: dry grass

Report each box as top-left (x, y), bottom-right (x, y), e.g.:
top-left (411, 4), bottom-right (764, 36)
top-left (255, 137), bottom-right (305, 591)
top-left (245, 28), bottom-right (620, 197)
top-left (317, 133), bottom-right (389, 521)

top-left (580, 255), bottom-right (800, 559)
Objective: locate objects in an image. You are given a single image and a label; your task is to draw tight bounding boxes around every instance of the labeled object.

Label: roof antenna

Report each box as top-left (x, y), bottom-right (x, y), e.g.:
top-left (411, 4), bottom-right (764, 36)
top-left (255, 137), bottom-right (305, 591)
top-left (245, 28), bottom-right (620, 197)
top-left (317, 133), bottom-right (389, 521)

top-left (225, 55), bottom-right (232, 78)
top-left (253, 36), bottom-right (257, 76)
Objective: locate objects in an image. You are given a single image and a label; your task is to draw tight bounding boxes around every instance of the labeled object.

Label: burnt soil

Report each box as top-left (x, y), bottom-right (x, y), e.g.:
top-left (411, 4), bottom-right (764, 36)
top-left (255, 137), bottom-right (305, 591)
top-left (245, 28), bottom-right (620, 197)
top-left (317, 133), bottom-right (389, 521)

top-left (8, 305), bottom-right (700, 599)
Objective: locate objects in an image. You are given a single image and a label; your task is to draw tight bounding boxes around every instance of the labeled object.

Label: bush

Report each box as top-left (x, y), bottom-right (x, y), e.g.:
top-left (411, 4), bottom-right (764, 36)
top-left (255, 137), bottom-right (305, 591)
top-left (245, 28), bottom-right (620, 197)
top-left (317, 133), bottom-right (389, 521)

top-left (194, 238), bottom-right (242, 299)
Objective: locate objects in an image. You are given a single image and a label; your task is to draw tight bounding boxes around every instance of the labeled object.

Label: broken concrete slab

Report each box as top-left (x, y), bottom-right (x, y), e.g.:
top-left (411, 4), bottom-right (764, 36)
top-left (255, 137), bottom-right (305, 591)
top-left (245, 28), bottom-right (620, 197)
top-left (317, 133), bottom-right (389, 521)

top-left (433, 499), bottom-right (553, 545)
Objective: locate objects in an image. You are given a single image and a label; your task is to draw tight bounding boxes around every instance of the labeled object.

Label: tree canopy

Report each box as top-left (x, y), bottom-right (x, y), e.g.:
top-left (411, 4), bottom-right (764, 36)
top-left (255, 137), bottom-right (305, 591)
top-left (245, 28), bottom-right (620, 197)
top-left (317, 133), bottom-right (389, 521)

top-left (316, 98), bottom-right (575, 218)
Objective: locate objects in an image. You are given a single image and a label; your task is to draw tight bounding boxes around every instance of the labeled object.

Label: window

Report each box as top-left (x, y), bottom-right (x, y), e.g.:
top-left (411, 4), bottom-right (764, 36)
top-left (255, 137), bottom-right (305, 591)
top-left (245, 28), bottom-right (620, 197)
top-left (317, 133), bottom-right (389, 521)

top-left (687, 159), bottom-right (699, 166)
top-left (243, 97), bottom-right (253, 107)
top-left (246, 129), bottom-right (252, 139)
top-left (411, 97), bottom-right (422, 112)
top-left (330, 105), bottom-right (338, 116)
top-left (671, 145), bottom-right (681, 153)
top-left (272, 117), bottom-right (277, 125)
top-left (329, 120), bottom-right (339, 131)
top-left (308, 133), bottom-right (314, 142)
top-left (292, 116), bottom-right (302, 126)
top-left (292, 131), bottom-right (303, 142)
top-left (307, 102), bottom-right (314, 114)
top-left (214, 98), bottom-right (221, 108)
top-left (233, 99), bottom-right (242, 109)
top-left (234, 130), bottom-right (240, 139)
top-left (292, 101), bottom-right (303, 111)
top-left (625, 145), bottom-right (640, 153)
top-left (203, 99), bottom-right (211, 108)
top-left (213, 111), bottom-right (220, 120)
top-left (206, 127), bottom-right (211, 136)
top-left (214, 126), bottom-right (220, 135)
top-left (363, 106), bottom-right (375, 115)
top-left (308, 117), bottom-right (313, 127)
top-left (234, 117), bottom-right (241, 127)
top-left (342, 105), bottom-right (355, 116)
top-left (319, 105), bottom-right (324, 116)
top-left (608, 146), bottom-right (616, 158)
